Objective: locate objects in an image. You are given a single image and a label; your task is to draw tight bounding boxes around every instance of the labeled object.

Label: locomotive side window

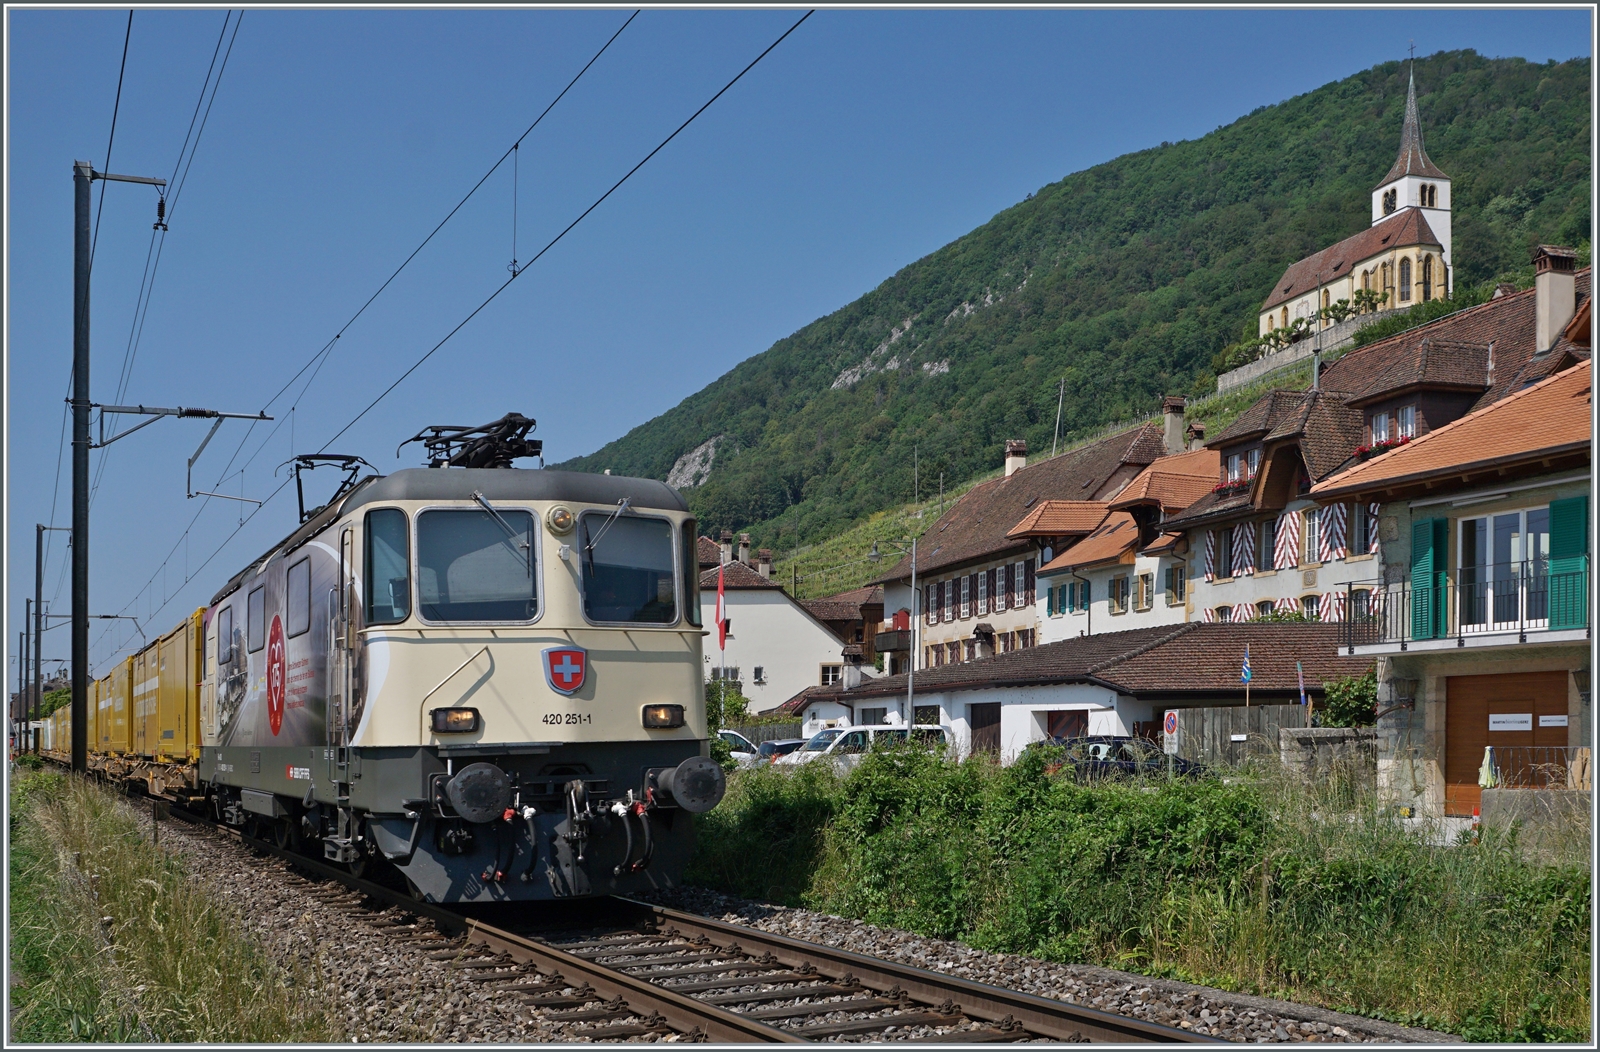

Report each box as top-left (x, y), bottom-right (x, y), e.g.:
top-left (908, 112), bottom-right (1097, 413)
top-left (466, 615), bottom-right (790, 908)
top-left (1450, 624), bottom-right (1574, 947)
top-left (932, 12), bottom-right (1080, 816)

top-left (581, 513), bottom-right (676, 624)
top-left (416, 509), bottom-right (536, 622)
top-left (247, 586), bottom-right (266, 652)
top-left (365, 508), bottom-right (412, 624)
top-left (217, 606), bottom-right (234, 663)
top-left (681, 520), bottom-right (702, 627)
top-left (287, 558), bottom-right (311, 637)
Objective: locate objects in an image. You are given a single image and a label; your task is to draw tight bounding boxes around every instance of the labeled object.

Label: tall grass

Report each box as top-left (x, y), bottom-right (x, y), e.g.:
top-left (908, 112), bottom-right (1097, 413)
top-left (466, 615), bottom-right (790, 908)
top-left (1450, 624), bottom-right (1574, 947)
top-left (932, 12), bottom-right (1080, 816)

top-left (691, 748), bottom-right (1590, 1040)
top-left (7, 768), bottom-right (340, 1042)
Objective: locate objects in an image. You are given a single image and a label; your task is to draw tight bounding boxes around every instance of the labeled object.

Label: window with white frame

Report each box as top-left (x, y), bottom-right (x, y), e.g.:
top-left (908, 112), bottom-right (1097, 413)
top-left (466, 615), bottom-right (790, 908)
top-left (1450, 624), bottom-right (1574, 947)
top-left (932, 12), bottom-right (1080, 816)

top-left (1396, 404), bottom-right (1416, 439)
top-left (1303, 510), bottom-right (1321, 565)
top-left (1227, 453), bottom-right (1242, 481)
top-left (1136, 573), bottom-right (1154, 612)
top-left (1459, 505), bottom-right (1551, 629)
top-left (1109, 576), bottom-right (1130, 614)
top-left (1164, 567), bottom-right (1185, 605)
top-left (1301, 595), bottom-right (1320, 619)
top-left (821, 665), bottom-right (842, 686)
top-left (1371, 412), bottom-right (1390, 444)
top-left (1246, 448), bottom-right (1260, 477)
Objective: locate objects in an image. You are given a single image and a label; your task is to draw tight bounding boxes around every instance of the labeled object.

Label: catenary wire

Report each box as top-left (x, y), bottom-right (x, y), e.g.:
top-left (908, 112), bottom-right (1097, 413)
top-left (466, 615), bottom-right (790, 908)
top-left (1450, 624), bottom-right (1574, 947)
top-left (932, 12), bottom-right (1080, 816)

top-left (91, 13), bottom-right (642, 662)
top-left (319, 9), bottom-right (814, 452)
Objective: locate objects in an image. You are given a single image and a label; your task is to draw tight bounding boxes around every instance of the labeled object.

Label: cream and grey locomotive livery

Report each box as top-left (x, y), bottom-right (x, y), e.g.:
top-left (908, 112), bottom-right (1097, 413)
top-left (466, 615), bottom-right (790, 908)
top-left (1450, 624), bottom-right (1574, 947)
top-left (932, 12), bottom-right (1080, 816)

top-left (199, 415), bottom-right (725, 902)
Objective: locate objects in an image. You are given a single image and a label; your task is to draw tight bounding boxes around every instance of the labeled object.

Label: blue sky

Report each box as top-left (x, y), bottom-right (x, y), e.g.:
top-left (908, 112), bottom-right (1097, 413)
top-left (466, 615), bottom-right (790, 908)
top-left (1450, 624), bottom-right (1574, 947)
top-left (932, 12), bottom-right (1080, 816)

top-left (6, 7), bottom-right (1591, 678)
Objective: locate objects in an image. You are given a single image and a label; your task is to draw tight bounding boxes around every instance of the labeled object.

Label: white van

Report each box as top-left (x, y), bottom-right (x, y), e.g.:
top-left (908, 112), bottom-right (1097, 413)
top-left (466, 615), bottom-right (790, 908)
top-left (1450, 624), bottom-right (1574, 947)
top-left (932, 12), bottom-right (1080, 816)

top-left (775, 724), bottom-right (953, 771)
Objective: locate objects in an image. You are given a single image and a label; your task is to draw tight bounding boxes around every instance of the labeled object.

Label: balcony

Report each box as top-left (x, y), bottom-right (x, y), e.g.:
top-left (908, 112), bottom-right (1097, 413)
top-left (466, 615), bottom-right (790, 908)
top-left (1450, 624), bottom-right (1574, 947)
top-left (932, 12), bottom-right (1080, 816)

top-left (875, 629), bottom-right (913, 653)
top-left (1341, 567), bottom-right (1590, 653)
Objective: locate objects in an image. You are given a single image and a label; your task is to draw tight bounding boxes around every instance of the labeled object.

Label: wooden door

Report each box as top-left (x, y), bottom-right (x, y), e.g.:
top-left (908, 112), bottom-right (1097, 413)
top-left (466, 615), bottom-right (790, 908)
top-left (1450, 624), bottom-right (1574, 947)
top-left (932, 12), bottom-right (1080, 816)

top-left (970, 703), bottom-right (1001, 754)
top-left (1445, 671), bottom-right (1568, 815)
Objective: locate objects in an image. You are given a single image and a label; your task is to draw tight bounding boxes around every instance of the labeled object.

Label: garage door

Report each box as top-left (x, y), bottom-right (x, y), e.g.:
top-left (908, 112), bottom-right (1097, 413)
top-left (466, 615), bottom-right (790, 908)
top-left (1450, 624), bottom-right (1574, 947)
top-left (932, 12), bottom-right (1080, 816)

top-left (1444, 672), bottom-right (1569, 816)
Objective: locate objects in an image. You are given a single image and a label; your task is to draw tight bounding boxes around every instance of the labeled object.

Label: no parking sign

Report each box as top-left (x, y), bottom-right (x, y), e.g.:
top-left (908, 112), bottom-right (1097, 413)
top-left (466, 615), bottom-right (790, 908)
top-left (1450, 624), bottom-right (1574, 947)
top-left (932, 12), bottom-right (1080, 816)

top-left (1163, 709), bottom-right (1179, 755)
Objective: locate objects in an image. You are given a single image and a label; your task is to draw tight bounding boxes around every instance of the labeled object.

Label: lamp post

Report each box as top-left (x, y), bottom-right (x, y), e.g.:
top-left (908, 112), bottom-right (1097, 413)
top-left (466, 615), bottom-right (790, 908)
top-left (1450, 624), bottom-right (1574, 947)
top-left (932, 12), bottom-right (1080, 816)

top-left (868, 537), bottom-right (918, 721)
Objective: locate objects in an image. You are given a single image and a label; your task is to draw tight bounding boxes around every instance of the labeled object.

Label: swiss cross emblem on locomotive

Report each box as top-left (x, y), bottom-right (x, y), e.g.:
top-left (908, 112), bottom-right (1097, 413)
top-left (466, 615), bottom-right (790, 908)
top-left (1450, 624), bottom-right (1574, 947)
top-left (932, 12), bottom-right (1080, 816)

top-left (543, 646), bottom-right (588, 696)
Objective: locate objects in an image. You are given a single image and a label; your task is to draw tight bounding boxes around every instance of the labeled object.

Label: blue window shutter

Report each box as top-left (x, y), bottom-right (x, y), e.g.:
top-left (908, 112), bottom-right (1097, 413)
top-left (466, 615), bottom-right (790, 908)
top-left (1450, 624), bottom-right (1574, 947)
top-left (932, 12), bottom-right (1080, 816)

top-left (1549, 496), bottom-right (1589, 629)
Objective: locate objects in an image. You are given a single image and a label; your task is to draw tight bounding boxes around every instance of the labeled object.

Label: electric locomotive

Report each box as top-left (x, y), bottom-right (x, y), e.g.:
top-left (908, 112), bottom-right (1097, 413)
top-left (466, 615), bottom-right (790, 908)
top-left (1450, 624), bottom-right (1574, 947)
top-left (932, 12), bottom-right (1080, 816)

top-left (199, 414), bottom-right (725, 902)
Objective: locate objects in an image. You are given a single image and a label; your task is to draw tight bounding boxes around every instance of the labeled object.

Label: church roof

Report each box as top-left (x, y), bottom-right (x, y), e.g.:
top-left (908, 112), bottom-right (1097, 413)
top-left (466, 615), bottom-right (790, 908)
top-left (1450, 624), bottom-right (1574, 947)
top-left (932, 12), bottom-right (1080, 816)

top-left (1374, 69), bottom-right (1450, 189)
top-left (1260, 208), bottom-right (1441, 313)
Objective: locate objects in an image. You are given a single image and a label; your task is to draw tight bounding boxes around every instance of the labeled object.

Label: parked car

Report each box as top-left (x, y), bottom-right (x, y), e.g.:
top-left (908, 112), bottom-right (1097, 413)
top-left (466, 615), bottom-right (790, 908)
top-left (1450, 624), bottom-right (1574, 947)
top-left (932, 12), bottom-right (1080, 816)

top-left (776, 725), bottom-right (953, 771)
top-left (718, 730), bottom-right (759, 766)
top-left (755, 738), bottom-right (808, 764)
top-left (1039, 735), bottom-right (1207, 778)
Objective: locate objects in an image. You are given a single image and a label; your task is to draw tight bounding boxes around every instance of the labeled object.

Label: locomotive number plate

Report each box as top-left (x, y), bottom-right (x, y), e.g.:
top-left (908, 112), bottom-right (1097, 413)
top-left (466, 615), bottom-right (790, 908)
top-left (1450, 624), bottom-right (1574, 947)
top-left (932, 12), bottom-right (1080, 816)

top-left (541, 712), bottom-right (594, 726)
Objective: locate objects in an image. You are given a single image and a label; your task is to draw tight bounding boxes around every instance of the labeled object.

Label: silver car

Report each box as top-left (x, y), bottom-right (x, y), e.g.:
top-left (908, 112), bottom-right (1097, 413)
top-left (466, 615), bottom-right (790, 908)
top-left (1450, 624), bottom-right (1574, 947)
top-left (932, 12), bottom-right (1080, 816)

top-left (775, 725), bottom-right (953, 771)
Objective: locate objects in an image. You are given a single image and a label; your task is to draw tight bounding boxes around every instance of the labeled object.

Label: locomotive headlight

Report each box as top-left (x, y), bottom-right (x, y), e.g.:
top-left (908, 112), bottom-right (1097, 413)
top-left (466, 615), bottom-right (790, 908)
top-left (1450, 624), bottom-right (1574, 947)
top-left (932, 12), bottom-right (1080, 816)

top-left (430, 707), bottom-right (481, 733)
top-left (546, 505), bottom-right (575, 535)
top-left (642, 704), bottom-right (685, 729)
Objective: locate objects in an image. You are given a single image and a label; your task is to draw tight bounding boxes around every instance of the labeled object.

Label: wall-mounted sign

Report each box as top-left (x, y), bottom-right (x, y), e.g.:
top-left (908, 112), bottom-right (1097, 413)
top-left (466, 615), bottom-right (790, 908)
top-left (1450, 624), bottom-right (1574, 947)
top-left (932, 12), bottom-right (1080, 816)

top-left (1488, 713), bottom-right (1533, 731)
top-left (1230, 733), bottom-right (1248, 742)
top-left (1539, 714), bottom-right (1569, 728)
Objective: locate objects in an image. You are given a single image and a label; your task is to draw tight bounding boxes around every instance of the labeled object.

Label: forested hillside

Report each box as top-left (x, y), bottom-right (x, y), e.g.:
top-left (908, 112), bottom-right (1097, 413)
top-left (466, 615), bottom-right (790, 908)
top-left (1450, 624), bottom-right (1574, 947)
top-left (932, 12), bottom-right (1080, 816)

top-left (559, 51), bottom-right (1590, 551)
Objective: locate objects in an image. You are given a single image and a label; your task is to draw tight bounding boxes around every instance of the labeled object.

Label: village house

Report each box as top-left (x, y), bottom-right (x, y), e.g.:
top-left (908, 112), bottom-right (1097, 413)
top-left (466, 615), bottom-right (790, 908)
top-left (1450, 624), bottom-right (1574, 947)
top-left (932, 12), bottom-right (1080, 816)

top-left (1036, 443), bottom-right (1219, 641)
top-left (872, 401), bottom-right (1194, 674)
top-left (700, 534), bottom-right (867, 714)
top-left (811, 622), bottom-right (1369, 760)
top-left (1311, 292), bottom-right (1590, 820)
top-left (1259, 69), bottom-right (1453, 338)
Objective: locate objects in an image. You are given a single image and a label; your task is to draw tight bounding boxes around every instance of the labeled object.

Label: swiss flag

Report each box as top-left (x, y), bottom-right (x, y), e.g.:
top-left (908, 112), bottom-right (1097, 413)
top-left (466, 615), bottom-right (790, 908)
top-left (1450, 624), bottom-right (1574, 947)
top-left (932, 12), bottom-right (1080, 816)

top-left (715, 564), bottom-right (728, 650)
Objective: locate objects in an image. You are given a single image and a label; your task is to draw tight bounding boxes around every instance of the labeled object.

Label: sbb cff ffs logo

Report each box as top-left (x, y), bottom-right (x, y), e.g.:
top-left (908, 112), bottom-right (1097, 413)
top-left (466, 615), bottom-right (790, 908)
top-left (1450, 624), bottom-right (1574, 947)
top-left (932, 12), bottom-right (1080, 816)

top-left (543, 646), bottom-right (587, 696)
top-left (266, 615), bottom-right (287, 735)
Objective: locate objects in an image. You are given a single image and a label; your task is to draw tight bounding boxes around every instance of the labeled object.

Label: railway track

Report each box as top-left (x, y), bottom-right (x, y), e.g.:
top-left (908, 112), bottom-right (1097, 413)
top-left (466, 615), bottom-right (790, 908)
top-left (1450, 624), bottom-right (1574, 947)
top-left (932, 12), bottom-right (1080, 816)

top-left (158, 799), bottom-right (1209, 1044)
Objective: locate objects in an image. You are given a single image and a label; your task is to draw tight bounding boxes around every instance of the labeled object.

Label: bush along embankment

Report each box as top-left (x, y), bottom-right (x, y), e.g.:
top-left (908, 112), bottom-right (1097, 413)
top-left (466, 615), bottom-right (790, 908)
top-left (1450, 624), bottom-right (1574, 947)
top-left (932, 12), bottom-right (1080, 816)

top-left (7, 764), bottom-right (339, 1042)
top-left (689, 747), bottom-right (1590, 1041)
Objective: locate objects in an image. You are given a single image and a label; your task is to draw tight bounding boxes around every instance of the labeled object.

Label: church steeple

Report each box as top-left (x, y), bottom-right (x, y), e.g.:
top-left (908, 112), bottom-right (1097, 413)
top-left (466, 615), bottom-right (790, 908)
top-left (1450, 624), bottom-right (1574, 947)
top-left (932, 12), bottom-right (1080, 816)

top-left (1375, 67), bottom-right (1449, 188)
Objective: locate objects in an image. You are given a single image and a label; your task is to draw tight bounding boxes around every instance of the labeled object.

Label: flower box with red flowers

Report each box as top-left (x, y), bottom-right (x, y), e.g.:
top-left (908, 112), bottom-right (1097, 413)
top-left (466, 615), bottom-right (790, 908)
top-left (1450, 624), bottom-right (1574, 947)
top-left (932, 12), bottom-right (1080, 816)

top-left (1354, 435), bottom-right (1412, 460)
top-left (1211, 477), bottom-right (1252, 496)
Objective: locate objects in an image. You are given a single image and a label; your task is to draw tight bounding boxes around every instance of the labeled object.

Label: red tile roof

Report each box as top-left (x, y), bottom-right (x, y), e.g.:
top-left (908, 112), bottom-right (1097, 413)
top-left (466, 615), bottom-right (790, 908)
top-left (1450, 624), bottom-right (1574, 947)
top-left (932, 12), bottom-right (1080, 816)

top-left (1311, 360), bottom-right (1591, 500)
top-left (1108, 447), bottom-right (1221, 513)
top-left (1038, 512), bottom-right (1139, 573)
top-left (697, 535), bottom-right (722, 568)
top-left (876, 422), bottom-right (1167, 581)
top-left (699, 560), bottom-right (782, 590)
top-left (802, 584), bottom-right (884, 623)
top-left (1262, 209), bottom-right (1441, 312)
top-left (1005, 500), bottom-right (1111, 539)
top-left (811, 623), bottom-right (1369, 703)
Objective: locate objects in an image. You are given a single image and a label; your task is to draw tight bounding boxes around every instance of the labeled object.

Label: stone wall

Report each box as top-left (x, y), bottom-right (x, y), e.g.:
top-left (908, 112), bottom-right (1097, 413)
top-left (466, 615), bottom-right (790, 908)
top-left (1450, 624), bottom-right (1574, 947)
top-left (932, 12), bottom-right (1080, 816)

top-left (1279, 725), bottom-right (1377, 779)
top-left (1216, 314), bottom-right (1373, 394)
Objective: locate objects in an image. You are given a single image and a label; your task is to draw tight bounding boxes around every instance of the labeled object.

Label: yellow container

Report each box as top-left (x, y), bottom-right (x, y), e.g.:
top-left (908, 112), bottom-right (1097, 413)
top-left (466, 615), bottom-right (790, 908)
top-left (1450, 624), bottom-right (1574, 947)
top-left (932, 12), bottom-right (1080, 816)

top-left (132, 644), bottom-right (157, 758)
top-left (107, 657), bottom-right (133, 755)
top-left (156, 611), bottom-right (204, 761)
top-left (90, 677), bottom-right (103, 754)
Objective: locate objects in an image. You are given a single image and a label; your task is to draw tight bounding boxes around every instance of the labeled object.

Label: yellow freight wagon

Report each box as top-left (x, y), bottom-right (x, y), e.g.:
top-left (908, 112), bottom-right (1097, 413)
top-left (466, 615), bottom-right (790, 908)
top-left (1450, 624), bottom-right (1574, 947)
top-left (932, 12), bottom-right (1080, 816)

top-left (156, 611), bottom-right (204, 762)
top-left (107, 657), bottom-right (133, 755)
top-left (90, 677), bottom-right (102, 753)
top-left (132, 644), bottom-right (157, 758)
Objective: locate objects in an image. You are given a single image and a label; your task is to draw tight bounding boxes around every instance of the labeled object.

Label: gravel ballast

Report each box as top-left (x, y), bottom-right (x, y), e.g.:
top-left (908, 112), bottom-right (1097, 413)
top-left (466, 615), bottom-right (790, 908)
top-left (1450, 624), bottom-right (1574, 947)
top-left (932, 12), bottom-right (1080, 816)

top-left (635, 886), bottom-right (1459, 1045)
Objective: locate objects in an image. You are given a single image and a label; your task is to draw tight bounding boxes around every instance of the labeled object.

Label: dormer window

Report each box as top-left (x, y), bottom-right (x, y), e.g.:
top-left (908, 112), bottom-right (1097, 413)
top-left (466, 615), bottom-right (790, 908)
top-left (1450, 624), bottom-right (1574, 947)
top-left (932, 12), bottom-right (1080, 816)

top-left (1246, 448), bottom-right (1260, 477)
top-left (1396, 404), bottom-right (1416, 438)
top-left (1226, 453), bottom-right (1241, 481)
top-left (1371, 412), bottom-right (1390, 444)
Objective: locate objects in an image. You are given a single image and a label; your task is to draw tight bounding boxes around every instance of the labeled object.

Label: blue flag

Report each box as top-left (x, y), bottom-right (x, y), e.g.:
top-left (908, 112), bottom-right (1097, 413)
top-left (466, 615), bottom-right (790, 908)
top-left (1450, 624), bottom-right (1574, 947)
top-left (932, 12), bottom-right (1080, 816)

top-left (1241, 645), bottom-right (1253, 684)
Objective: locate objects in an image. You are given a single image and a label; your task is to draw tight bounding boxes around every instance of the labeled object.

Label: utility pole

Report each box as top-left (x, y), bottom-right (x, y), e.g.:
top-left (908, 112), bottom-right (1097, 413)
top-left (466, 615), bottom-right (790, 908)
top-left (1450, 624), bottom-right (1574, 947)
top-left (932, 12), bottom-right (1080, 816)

top-left (72, 159), bottom-right (167, 774)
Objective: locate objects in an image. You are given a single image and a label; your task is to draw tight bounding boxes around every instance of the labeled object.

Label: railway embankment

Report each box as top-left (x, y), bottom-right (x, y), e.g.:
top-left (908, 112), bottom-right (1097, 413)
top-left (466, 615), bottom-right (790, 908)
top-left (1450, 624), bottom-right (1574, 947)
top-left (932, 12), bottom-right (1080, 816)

top-left (685, 749), bottom-right (1591, 1042)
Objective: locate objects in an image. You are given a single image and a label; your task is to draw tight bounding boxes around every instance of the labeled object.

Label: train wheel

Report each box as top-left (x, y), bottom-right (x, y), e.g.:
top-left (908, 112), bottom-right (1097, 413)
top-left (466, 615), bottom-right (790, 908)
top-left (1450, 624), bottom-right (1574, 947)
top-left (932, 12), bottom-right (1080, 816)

top-left (274, 817), bottom-right (299, 852)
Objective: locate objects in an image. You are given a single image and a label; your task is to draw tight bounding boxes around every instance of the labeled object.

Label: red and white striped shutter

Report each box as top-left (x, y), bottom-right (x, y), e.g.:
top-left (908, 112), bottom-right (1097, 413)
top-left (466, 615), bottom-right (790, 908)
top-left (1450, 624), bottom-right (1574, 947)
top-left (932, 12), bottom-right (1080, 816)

top-left (1275, 511), bottom-right (1301, 570)
top-left (994, 566), bottom-right (1008, 613)
top-left (1204, 530), bottom-right (1216, 581)
top-left (1368, 502), bottom-right (1381, 553)
top-left (1235, 602), bottom-right (1254, 622)
top-left (1276, 596), bottom-right (1298, 613)
top-left (1233, 523), bottom-right (1253, 576)
top-left (1326, 503), bottom-right (1348, 561)
top-left (1202, 606), bottom-right (1217, 623)
top-left (1324, 591), bottom-right (1345, 622)
top-left (977, 571), bottom-right (988, 615)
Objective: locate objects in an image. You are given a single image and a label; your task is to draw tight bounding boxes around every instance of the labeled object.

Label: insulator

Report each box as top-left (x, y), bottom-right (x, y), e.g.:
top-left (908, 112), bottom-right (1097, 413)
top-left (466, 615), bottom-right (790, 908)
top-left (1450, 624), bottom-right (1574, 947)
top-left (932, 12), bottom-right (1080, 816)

top-left (156, 196), bottom-right (166, 221)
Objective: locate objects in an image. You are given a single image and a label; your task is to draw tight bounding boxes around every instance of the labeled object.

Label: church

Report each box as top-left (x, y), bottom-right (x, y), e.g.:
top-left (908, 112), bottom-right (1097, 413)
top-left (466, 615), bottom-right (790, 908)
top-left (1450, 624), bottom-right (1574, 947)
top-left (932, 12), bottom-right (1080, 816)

top-left (1258, 69), bottom-right (1453, 338)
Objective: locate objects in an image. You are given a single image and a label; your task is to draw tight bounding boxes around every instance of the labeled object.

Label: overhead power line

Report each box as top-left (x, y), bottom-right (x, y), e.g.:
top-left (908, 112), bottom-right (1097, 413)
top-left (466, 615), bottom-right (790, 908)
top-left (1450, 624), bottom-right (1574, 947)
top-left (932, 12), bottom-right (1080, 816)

top-left (320, 8), bottom-right (815, 452)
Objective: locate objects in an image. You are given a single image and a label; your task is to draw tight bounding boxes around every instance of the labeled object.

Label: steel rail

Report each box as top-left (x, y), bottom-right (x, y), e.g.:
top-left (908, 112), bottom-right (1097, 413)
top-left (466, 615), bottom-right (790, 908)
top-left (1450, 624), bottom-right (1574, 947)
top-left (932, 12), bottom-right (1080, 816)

top-left (609, 898), bottom-right (1215, 1044)
top-left (160, 806), bottom-right (799, 1043)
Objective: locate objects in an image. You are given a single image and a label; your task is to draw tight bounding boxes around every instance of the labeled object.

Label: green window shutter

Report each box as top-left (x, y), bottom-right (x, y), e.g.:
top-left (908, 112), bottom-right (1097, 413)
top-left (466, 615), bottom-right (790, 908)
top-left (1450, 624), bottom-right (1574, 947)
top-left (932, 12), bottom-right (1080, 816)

top-left (1410, 518), bottom-right (1448, 640)
top-left (1549, 496), bottom-right (1589, 629)
top-left (1046, 585), bottom-right (1056, 616)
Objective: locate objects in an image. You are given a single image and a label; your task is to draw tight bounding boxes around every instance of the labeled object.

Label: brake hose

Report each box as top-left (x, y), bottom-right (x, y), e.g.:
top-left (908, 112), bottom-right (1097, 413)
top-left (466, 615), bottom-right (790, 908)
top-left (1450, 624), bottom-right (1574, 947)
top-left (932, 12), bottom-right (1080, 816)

top-left (611, 801), bottom-right (635, 877)
top-left (519, 806), bottom-right (540, 883)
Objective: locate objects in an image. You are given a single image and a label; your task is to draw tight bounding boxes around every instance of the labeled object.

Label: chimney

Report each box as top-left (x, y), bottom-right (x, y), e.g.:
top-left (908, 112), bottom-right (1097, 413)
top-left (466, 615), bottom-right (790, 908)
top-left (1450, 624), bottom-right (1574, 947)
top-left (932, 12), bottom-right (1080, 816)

top-left (1161, 396), bottom-right (1187, 456)
top-left (1534, 245), bottom-right (1577, 354)
top-left (841, 644), bottom-right (865, 690)
top-left (1004, 439), bottom-right (1027, 478)
top-left (719, 529), bottom-right (733, 565)
top-left (1185, 421), bottom-right (1207, 452)
top-left (757, 548), bottom-right (773, 578)
top-left (1493, 282), bottom-right (1519, 299)
top-left (738, 533), bottom-right (752, 565)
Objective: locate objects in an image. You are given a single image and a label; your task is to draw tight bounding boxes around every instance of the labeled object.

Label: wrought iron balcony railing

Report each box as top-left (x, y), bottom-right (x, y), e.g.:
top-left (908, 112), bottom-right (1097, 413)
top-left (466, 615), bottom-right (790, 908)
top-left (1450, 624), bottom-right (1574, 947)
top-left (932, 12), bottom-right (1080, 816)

top-left (1341, 566), bottom-right (1590, 650)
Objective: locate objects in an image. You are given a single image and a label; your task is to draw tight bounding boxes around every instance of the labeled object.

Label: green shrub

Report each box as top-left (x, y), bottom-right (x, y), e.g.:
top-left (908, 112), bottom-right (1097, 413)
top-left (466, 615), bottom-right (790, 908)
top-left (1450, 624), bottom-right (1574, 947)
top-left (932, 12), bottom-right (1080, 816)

top-left (1321, 666), bottom-right (1377, 727)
